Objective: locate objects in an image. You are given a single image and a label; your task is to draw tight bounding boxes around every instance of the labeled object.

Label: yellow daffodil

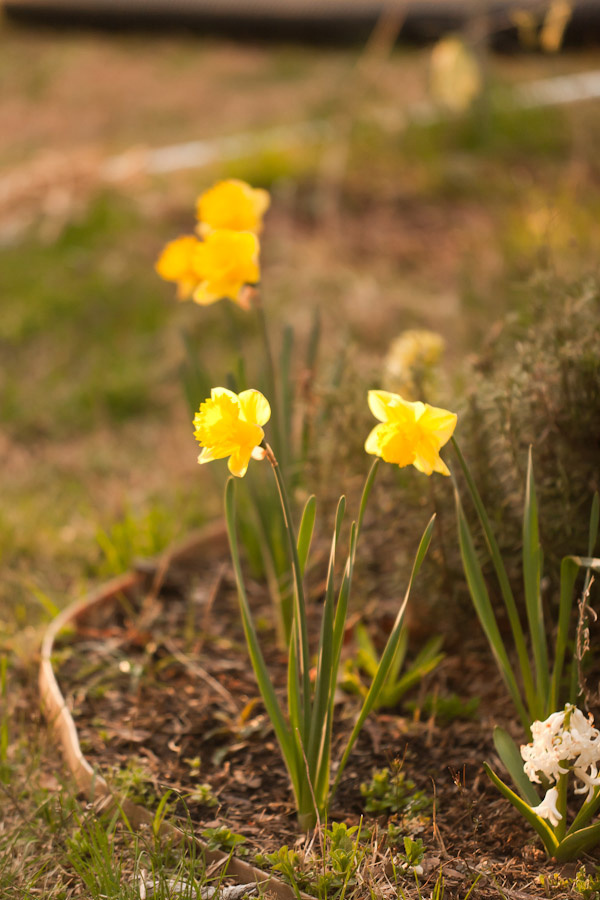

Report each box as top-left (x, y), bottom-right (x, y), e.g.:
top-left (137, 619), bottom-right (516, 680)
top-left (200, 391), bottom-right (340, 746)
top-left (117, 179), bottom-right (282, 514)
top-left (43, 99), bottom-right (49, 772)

top-left (365, 390), bottom-right (457, 476)
top-left (196, 179), bottom-right (270, 236)
top-left (192, 229), bottom-right (260, 307)
top-left (155, 234), bottom-right (201, 300)
top-left (193, 387), bottom-right (271, 477)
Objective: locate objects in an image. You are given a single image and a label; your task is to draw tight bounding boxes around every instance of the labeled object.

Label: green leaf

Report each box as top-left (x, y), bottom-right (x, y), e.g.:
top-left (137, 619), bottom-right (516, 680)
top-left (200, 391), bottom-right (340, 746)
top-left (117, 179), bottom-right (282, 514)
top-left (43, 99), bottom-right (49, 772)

top-left (493, 727), bottom-right (539, 805)
top-left (565, 786), bottom-right (600, 835)
top-left (522, 447), bottom-right (549, 710)
top-left (280, 324), bottom-right (294, 468)
top-left (550, 556), bottom-right (579, 710)
top-left (588, 493), bottom-right (599, 557)
top-left (452, 439), bottom-right (537, 721)
top-left (224, 479), bottom-right (299, 800)
top-left (455, 488), bottom-right (531, 733)
top-left (333, 514), bottom-right (435, 795)
top-left (297, 495), bottom-right (316, 576)
top-left (555, 821), bottom-right (600, 861)
top-left (268, 452), bottom-right (312, 741)
top-left (307, 496), bottom-right (345, 794)
top-left (483, 763), bottom-right (558, 857)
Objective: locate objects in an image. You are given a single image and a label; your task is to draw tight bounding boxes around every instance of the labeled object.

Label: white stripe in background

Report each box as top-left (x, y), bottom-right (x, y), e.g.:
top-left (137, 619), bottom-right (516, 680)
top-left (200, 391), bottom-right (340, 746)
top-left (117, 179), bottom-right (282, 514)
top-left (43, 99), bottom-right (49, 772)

top-left (101, 69), bottom-right (600, 181)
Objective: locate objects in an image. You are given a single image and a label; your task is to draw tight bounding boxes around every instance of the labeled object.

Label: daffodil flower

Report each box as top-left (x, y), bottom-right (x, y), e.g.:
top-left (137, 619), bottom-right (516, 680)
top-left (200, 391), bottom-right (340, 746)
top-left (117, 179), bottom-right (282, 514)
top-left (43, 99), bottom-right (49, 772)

top-left (192, 229), bottom-right (260, 307)
top-left (365, 390), bottom-right (457, 476)
top-left (193, 387), bottom-right (270, 477)
top-left (196, 179), bottom-right (270, 236)
top-left (155, 234), bottom-right (201, 299)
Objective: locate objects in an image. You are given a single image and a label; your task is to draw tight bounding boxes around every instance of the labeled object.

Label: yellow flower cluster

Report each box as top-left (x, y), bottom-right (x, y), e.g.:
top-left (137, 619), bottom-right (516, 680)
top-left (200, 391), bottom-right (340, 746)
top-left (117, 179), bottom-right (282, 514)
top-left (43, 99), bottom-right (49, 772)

top-left (155, 179), bottom-right (270, 307)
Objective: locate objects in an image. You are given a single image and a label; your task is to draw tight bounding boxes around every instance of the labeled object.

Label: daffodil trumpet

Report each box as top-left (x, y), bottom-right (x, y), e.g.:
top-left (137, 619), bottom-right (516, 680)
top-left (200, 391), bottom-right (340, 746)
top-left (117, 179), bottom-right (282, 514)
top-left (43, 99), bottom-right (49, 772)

top-left (221, 432), bottom-right (436, 830)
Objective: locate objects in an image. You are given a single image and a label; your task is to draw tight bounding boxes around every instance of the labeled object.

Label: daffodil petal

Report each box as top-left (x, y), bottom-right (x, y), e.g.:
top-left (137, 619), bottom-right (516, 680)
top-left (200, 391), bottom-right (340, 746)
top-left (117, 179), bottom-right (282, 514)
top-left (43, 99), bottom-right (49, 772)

top-left (238, 389), bottom-right (271, 427)
top-left (228, 446), bottom-right (252, 478)
top-left (367, 390), bottom-right (403, 423)
top-left (419, 406), bottom-right (458, 444)
top-left (193, 282), bottom-right (222, 305)
top-left (210, 387), bottom-right (239, 403)
top-left (365, 424), bottom-right (384, 455)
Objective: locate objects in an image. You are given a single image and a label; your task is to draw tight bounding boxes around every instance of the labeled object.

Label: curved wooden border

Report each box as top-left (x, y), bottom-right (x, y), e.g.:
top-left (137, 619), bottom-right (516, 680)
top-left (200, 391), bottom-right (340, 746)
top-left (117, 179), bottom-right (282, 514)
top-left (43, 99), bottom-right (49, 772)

top-left (39, 522), bottom-right (313, 900)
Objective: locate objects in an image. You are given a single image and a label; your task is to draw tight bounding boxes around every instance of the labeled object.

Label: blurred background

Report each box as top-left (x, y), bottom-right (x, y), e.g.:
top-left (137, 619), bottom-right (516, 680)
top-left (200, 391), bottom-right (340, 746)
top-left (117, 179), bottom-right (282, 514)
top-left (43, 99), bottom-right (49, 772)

top-left (1, 0), bottom-right (600, 645)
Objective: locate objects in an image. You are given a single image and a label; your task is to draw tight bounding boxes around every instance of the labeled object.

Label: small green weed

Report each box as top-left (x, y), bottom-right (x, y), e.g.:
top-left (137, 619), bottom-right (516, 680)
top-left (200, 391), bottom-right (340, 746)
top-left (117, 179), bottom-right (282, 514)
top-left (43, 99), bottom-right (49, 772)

top-left (186, 783), bottom-right (218, 808)
top-left (201, 825), bottom-right (247, 854)
top-left (257, 821), bottom-right (366, 899)
top-left (360, 762), bottom-right (431, 818)
top-left (107, 757), bottom-right (157, 806)
top-left (405, 691), bottom-right (480, 725)
top-left (574, 866), bottom-right (600, 899)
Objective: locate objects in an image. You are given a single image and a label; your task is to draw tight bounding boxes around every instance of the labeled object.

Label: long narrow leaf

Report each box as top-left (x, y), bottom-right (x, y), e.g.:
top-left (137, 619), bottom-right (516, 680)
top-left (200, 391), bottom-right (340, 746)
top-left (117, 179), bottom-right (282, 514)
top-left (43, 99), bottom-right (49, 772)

top-left (522, 447), bottom-right (549, 709)
top-left (297, 495), bottom-right (317, 576)
top-left (300, 308), bottom-right (321, 464)
top-left (307, 496), bottom-right (345, 789)
top-left (566, 785), bottom-right (600, 835)
top-left (333, 514), bottom-right (436, 795)
top-left (493, 727), bottom-right (539, 805)
top-left (224, 479), bottom-right (299, 798)
top-left (268, 449), bottom-right (312, 741)
top-left (452, 439), bottom-right (537, 719)
top-left (550, 556), bottom-right (579, 710)
top-left (483, 763), bottom-right (558, 856)
top-left (455, 489), bottom-right (531, 733)
top-left (555, 821), bottom-right (600, 861)
top-left (280, 324), bottom-right (294, 472)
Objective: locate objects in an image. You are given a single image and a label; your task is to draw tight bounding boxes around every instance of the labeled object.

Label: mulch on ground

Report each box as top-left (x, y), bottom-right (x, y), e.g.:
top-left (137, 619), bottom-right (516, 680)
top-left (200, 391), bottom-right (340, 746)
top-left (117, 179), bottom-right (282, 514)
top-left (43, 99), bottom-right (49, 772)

top-left (53, 543), bottom-right (596, 898)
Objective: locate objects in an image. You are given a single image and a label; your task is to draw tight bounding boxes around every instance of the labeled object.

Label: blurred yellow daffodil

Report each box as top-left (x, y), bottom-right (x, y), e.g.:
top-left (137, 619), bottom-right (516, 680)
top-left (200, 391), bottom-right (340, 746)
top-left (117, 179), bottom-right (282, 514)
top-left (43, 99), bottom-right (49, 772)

top-left (192, 229), bottom-right (260, 307)
top-left (193, 387), bottom-right (271, 477)
top-left (155, 234), bottom-right (201, 300)
top-left (365, 390), bottom-right (457, 476)
top-left (196, 179), bottom-right (270, 236)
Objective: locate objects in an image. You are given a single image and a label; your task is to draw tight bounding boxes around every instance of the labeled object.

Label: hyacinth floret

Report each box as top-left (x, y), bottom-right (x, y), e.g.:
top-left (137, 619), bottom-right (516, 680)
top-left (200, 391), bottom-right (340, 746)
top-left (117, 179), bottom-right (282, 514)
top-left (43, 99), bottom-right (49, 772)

top-left (521, 705), bottom-right (600, 805)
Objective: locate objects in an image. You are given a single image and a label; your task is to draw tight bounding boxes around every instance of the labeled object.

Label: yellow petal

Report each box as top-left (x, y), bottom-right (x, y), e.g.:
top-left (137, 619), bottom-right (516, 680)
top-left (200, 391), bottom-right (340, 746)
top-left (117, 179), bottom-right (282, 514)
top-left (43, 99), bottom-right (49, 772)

top-left (196, 179), bottom-right (270, 234)
top-left (227, 445), bottom-right (253, 478)
top-left (419, 405), bottom-right (458, 445)
top-left (365, 424), bottom-right (384, 456)
top-left (238, 389), bottom-right (271, 427)
top-left (193, 281), bottom-right (222, 306)
top-left (367, 390), bottom-right (403, 423)
top-left (155, 235), bottom-right (199, 281)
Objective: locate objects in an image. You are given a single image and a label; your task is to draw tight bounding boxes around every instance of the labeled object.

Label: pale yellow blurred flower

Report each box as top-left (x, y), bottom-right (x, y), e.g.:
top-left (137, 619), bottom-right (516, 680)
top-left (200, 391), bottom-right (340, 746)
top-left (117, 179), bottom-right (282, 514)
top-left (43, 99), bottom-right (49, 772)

top-left (383, 329), bottom-right (445, 400)
top-left (196, 179), bottom-right (270, 236)
top-left (430, 36), bottom-right (482, 113)
top-left (193, 387), bottom-right (271, 477)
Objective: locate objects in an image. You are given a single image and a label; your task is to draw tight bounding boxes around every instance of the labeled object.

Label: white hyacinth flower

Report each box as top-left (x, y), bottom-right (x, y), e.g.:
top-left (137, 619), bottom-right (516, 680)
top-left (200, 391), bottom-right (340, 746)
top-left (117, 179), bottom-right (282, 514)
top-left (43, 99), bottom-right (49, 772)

top-left (521, 705), bottom-right (600, 804)
top-left (531, 787), bottom-right (562, 828)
